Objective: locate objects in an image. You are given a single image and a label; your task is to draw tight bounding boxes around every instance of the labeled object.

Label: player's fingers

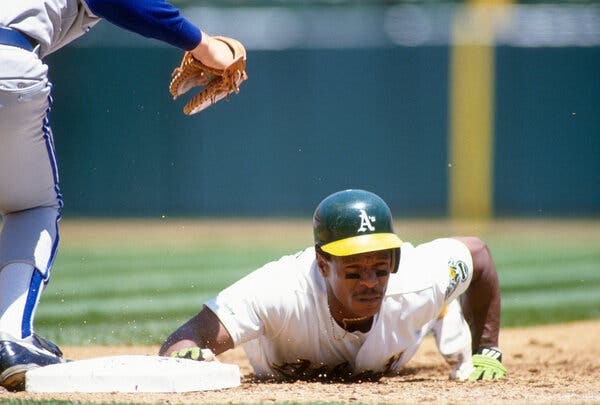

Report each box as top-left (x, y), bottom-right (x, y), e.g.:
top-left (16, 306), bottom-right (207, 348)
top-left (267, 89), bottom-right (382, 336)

top-left (468, 369), bottom-right (483, 381)
top-left (170, 347), bottom-right (201, 360)
top-left (188, 347), bottom-right (202, 360)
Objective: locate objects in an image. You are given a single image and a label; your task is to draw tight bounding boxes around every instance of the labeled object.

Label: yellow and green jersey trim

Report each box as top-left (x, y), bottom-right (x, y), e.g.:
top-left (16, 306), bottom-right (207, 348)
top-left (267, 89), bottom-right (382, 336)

top-left (320, 233), bottom-right (403, 257)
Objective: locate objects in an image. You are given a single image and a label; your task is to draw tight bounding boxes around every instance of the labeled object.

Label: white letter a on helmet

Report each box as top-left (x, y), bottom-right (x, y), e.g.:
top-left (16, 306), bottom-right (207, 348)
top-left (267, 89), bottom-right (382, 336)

top-left (357, 209), bottom-right (376, 232)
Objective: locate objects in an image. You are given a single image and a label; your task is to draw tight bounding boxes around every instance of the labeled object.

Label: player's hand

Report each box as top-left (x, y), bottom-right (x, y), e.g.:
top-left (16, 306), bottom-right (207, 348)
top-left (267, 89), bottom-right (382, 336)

top-left (468, 347), bottom-right (507, 381)
top-left (170, 33), bottom-right (247, 114)
top-left (169, 347), bottom-right (217, 362)
top-left (450, 361), bottom-right (475, 381)
top-left (191, 32), bottom-right (235, 71)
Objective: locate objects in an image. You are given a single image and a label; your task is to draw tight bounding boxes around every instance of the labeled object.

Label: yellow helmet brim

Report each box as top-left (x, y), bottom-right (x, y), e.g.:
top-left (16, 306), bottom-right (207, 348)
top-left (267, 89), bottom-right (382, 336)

top-left (320, 233), bottom-right (403, 257)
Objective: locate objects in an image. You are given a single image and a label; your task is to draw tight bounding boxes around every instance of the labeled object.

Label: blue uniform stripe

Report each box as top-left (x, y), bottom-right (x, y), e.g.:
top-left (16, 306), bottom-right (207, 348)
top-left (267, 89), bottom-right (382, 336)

top-left (45, 217), bottom-right (61, 283)
top-left (41, 83), bottom-right (61, 279)
top-left (42, 84), bottom-right (61, 202)
top-left (22, 270), bottom-right (44, 338)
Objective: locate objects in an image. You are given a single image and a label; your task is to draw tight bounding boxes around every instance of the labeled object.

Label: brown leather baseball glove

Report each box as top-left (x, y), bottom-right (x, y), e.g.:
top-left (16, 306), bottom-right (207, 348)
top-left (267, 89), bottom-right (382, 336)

top-left (169, 36), bottom-right (247, 115)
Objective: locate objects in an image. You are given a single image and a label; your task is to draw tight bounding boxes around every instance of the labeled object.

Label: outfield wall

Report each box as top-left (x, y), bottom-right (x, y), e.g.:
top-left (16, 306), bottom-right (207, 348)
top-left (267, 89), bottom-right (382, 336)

top-left (46, 8), bottom-right (599, 218)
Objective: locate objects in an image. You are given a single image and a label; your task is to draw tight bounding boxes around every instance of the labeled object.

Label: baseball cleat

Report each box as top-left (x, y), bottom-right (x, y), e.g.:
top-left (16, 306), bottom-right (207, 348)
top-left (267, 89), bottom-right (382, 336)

top-left (29, 333), bottom-right (64, 358)
top-left (0, 334), bottom-right (66, 391)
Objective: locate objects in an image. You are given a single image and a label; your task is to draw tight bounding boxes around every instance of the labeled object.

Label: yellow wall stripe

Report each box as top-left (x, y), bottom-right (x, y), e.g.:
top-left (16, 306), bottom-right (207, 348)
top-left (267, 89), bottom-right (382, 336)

top-left (449, 39), bottom-right (494, 218)
top-left (449, 1), bottom-right (510, 219)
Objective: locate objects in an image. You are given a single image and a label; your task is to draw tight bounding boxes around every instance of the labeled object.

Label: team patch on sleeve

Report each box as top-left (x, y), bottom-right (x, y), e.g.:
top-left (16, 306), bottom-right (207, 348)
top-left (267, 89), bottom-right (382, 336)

top-left (444, 258), bottom-right (470, 299)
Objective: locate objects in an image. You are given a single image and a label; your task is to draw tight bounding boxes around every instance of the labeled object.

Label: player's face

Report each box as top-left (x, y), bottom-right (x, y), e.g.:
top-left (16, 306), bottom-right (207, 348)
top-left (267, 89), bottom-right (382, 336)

top-left (320, 249), bottom-right (392, 319)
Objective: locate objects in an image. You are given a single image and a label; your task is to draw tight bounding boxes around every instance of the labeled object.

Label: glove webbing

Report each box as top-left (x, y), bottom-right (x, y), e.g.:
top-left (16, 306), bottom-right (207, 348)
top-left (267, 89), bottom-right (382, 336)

top-left (182, 58), bottom-right (246, 115)
top-left (169, 53), bottom-right (212, 98)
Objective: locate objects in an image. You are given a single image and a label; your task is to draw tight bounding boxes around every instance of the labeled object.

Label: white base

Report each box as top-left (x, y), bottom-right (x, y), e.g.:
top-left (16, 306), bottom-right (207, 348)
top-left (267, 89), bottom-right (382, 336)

top-left (25, 355), bottom-right (241, 393)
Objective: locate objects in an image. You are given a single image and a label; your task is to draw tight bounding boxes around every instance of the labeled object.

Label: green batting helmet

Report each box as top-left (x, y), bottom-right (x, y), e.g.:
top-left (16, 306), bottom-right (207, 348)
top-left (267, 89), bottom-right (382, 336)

top-left (313, 190), bottom-right (403, 269)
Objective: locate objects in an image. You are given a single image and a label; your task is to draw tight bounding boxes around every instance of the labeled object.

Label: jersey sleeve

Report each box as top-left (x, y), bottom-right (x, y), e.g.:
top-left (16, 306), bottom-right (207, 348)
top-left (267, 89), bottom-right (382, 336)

top-left (84, 0), bottom-right (202, 50)
top-left (204, 249), bottom-right (312, 346)
top-left (423, 238), bottom-right (474, 304)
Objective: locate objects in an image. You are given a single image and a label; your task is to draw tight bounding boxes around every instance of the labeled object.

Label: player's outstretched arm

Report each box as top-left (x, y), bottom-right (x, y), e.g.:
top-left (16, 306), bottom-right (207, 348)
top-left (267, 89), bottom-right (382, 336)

top-left (453, 236), bottom-right (501, 351)
top-left (85, 0), bottom-right (202, 50)
top-left (452, 236), bottom-right (506, 380)
top-left (84, 0), bottom-right (247, 114)
top-left (159, 305), bottom-right (234, 359)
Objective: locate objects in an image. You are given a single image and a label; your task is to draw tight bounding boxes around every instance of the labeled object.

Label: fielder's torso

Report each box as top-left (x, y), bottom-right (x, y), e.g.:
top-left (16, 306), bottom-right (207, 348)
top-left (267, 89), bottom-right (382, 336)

top-left (0, 0), bottom-right (99, 58)
top-left (206, 238), bottom-right (473, 380)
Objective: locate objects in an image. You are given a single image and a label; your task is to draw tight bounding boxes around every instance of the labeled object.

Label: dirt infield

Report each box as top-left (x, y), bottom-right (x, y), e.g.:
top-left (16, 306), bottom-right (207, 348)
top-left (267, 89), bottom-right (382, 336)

top-left (2, 319), bottom-right (598, 404)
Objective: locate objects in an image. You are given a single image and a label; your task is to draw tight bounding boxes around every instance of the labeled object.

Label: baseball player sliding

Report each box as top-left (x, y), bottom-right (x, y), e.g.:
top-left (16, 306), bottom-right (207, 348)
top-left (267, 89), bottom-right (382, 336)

top-left (161, 190), bottom-right (507, 382)
top-left (0, 0), bottom-right (245, 391)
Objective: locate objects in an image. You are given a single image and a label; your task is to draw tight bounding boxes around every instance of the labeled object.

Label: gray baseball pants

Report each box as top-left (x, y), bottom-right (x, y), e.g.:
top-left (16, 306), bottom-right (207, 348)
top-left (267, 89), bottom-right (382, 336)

top-left (0, 43), bottom-right (61, 338)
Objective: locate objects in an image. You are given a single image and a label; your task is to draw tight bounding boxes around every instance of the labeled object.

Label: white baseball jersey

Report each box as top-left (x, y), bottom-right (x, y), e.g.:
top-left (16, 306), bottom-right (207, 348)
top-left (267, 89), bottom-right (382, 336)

top-left (0, 0), bottom-right (99, 58)
top-left (205, 238), bottom-right (473, 380)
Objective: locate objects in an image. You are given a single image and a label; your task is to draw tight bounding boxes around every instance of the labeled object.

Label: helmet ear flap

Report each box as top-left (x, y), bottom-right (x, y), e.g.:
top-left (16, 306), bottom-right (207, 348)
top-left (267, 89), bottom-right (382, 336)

top-left (391, 247), bottom-right (401, 273)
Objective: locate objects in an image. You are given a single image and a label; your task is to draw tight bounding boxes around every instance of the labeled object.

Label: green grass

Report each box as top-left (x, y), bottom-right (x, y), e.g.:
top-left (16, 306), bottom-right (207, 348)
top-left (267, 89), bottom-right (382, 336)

top-left (492, 242), bottom-right (600, 325)
top-left (33, 218), bottom-right (600, 346)
top-left (39, 246), bottom-right (288, 345)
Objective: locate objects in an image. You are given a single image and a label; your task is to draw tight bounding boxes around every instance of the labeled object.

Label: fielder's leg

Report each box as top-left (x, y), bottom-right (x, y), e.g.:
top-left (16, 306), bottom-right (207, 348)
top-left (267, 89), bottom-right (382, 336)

top-left (0, 44), bottom-right (65, 391)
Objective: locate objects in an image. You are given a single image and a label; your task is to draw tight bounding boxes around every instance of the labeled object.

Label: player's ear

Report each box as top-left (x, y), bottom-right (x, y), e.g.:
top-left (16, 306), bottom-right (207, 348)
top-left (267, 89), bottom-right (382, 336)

top-left (315, 246), bottom-right (329, 277)
top-left (391, 247), bottom-right (401, 273)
